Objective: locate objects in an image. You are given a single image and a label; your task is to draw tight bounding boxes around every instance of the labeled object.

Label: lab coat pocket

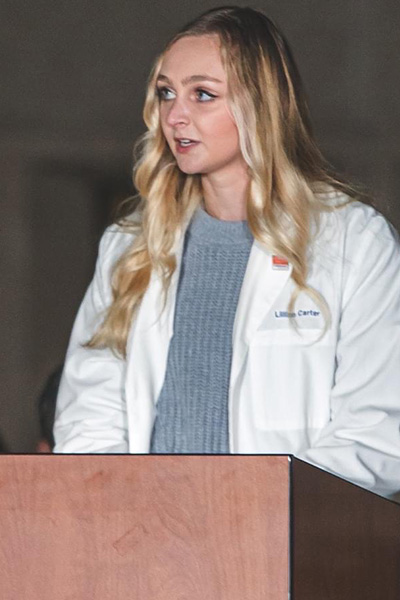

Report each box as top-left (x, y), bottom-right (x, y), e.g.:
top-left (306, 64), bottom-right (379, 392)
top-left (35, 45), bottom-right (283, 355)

top-left (250, 326), bottom-right (330, 346)
top-left (246, 328), bottom-right (335, 430)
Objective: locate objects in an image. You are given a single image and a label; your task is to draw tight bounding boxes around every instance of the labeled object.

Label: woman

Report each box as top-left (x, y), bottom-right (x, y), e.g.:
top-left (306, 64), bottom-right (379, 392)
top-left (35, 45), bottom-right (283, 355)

top-left (53, 6), bottom-right (400, 499)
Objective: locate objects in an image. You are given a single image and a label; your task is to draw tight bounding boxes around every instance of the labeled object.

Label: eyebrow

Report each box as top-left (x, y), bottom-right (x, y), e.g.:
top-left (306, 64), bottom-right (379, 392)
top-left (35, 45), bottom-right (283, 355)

top-left (156, 74), bottom-right (223, 85)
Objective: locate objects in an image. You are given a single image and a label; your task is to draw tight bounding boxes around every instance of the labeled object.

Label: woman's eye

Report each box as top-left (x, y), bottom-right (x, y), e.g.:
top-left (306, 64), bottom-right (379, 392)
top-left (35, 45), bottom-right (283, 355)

top-left (156, 86), bottom-right (216, 102)
top-left (196, 89), bottom-right (216, 102)
top-left (156, 87), bottom-right (173, 101)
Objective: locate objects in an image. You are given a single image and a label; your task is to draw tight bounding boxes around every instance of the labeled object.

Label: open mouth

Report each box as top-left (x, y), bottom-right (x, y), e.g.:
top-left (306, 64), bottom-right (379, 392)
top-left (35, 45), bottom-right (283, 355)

top-left (176, 139), bottom-right (199, 147)
top-left (175, 139), bottom-right (200, 152)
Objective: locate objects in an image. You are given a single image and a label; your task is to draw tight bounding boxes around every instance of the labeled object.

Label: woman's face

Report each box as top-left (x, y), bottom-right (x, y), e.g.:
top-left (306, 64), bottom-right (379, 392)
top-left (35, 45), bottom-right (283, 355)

top-left (156, 35), bottom-right (245, 178)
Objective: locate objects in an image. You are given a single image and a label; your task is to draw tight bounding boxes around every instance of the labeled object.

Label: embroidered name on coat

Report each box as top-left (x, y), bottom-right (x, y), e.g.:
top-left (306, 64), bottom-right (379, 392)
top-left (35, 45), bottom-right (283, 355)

top-left (274, 309), bottom-right (320, 318)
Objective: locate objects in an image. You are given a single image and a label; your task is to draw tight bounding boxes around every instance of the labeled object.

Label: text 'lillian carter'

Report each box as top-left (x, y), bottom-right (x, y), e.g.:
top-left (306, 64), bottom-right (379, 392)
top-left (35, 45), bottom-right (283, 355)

top-left (274, 310), bottom-right (320, 318)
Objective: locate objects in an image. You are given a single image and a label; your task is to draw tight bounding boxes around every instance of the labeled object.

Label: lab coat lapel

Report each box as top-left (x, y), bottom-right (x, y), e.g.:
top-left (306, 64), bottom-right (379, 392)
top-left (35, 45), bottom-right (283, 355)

top-left (125, 230), bottom-right (185, 452)
top-left (230, 240), bottom-right (293, 382)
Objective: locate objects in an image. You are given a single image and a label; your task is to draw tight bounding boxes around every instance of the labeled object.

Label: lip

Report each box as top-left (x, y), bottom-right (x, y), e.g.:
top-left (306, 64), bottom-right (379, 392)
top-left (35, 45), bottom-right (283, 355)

top-left (175, 139), bottom-right (200, 154)
top-left (174, 137), bottom-right (199, 142)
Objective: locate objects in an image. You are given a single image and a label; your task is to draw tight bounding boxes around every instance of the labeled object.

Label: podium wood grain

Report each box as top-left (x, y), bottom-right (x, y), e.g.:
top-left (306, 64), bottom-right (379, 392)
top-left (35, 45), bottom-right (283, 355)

top-left (0, 455), bottom-right (290, 600)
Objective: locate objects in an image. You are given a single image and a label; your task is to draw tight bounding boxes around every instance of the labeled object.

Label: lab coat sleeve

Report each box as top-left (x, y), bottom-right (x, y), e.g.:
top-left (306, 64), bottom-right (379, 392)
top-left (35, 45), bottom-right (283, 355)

top-left (298, 206), bottom-right (400, 498)
top-left (53, 226), bottom-right (133, 454)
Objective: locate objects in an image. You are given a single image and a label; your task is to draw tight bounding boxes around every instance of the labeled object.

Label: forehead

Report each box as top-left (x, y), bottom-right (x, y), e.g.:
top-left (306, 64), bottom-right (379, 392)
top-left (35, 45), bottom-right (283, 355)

top-left (160, 35), bottom-right (226, 80)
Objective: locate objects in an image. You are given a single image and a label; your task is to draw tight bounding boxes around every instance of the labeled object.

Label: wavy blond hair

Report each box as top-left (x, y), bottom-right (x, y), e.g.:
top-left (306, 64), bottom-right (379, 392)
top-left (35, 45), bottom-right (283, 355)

top-left (87, 5), bottom-right (362, 357)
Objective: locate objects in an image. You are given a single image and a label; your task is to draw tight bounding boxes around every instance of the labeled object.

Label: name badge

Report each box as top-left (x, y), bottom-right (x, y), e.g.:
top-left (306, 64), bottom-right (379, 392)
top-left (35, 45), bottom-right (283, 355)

top-left (272, 255), bottom-right (289, 270)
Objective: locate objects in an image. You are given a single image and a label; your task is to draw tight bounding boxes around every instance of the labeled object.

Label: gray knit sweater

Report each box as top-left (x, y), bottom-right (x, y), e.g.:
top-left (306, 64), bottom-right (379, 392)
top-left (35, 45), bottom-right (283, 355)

top-left (150, 205), bottom-right (253, 454)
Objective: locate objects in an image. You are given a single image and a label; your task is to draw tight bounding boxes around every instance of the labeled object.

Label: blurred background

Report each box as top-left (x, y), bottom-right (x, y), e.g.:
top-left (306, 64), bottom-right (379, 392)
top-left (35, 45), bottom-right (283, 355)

top-left (1, 0), bottom-right (400, 451)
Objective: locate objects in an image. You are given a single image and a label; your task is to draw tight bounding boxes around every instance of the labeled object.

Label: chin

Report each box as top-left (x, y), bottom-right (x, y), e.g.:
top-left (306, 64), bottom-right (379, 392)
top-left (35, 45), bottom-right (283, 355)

top-left (176, 164), bottom-right (203, 176)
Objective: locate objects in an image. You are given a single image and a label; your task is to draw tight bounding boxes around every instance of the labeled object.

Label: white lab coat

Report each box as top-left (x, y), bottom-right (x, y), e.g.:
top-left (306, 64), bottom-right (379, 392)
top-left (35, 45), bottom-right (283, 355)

top-left (53, 198), bottom-right (400, 499)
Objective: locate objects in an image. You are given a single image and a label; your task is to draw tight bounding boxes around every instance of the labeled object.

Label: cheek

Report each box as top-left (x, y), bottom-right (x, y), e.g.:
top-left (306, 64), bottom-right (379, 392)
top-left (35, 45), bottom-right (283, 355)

top-left (159, 116), bottom-right (175, 152)
top-left (158, 106), bottom-right (170, 134)
top-left (159, 111), bottom-right (168, 137)
top-left (210, 113), bottom-right (239, 148)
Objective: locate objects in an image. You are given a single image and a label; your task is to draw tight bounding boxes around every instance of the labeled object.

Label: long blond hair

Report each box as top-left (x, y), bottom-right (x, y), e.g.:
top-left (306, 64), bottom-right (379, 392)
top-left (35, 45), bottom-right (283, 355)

top-left (87, 5), bottom-right (361, 357)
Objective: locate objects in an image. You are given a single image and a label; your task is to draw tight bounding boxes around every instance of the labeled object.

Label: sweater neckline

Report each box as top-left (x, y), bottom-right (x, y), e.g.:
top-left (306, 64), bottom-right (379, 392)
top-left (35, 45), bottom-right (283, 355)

top-left (187, 205), bottom-right (253, 246)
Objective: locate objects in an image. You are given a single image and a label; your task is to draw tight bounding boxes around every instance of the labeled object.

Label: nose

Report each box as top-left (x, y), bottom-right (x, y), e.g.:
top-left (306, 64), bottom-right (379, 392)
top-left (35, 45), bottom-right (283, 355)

top-left (165, 96), bottom-right (191, 127)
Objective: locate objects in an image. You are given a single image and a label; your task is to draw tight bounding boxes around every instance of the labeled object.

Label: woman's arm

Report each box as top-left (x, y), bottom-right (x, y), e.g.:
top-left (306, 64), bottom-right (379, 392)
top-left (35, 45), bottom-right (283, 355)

top-left (298, 206), bottom-right (400, 498)
top-left (53, 226), bottom-right (133, 453)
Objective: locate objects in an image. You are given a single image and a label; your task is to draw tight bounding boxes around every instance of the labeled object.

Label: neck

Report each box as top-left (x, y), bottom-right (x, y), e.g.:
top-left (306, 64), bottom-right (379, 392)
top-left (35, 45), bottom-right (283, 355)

top-left (201, 162), bottom-right (250, 221)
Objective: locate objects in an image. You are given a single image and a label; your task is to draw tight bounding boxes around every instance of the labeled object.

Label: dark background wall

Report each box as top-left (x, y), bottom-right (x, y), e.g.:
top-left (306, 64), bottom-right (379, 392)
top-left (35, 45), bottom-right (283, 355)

top-left (2, 0), bottom-right (400, 451)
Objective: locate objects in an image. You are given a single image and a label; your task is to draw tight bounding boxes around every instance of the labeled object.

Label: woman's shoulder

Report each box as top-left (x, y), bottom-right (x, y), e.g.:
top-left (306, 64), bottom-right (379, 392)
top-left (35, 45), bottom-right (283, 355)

top-left (309, 188), bottom-right (400, 282)
top-left (316, 188), bottom-right (399, 246)
top-left (99, 209), bottom-right (143, 262)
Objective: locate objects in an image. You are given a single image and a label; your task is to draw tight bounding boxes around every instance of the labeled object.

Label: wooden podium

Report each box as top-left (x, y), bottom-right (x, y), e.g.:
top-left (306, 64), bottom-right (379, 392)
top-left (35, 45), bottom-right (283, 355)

top-left (0, 455), bottom-right (399, 599)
